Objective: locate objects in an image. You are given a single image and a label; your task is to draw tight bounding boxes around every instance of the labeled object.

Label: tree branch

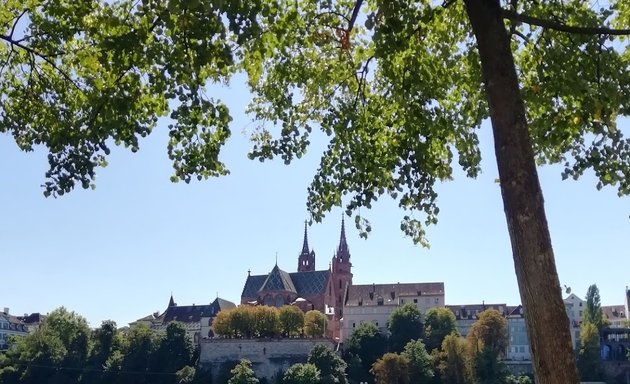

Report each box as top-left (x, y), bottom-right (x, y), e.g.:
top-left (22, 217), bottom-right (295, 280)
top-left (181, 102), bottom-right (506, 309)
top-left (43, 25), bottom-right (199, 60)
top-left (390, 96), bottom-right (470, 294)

top-left (347, 0), bottom-right (364, 33)
top-left (502, 9), bottom-right (630, 35)
top-left (0, 34), bottom-right (80, 90)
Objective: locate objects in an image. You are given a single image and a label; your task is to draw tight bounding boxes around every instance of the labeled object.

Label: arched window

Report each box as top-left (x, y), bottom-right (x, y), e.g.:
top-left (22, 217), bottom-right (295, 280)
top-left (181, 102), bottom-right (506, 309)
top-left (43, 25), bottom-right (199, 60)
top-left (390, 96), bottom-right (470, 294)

top-left (264, 295), bottom-right (274, 306)
top-left (275, 296), bottom-right (285, 307)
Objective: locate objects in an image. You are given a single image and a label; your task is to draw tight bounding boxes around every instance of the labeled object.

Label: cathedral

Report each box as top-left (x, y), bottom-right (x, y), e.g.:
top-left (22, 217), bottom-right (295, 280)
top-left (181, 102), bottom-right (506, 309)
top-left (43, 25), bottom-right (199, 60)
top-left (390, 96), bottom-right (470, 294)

top-left (240, 219), bottom-right (353, 339)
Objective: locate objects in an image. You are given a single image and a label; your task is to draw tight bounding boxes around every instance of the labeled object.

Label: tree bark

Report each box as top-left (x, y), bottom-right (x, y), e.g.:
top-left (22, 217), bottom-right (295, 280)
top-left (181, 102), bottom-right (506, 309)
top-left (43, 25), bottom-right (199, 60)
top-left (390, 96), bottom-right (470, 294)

top-left (462, 0), bottom-right (580, 383)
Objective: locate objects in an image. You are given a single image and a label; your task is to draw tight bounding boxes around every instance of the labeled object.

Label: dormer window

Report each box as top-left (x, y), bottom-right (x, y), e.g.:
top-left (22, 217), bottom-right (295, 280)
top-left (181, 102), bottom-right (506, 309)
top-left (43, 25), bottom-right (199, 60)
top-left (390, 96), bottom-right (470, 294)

top-left (377, 296), bottom-right (384, 306)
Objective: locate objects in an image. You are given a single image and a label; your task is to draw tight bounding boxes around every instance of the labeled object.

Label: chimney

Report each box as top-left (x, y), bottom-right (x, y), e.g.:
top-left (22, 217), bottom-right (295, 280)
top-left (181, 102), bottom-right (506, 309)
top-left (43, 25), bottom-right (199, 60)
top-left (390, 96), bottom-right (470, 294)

top-left (3, 307), bottom-right (9, 315)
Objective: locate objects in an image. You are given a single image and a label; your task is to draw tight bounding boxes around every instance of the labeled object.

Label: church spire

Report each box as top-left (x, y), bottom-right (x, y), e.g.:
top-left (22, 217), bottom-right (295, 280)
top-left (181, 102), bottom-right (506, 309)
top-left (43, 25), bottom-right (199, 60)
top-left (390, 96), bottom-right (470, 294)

top-left (298, 221), bottom-right (316, 272)
top-left (301, 220), bottom-right (310, 255)
top-left (338, 215), bottom-right (350, 257)
top-left (168, 293), bottom-right (176, 307)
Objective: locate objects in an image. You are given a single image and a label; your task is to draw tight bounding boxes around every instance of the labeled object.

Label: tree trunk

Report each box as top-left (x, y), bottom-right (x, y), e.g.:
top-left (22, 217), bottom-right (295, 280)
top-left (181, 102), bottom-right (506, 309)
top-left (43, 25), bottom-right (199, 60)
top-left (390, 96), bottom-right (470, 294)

top-left (462, 0), bottom-right (580, 383)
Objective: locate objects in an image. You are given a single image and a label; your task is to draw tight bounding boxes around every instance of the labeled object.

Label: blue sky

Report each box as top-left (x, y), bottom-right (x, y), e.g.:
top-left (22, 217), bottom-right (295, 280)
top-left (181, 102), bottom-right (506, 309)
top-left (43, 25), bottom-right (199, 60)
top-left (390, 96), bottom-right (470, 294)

top-left (1, 76), bottom-right (628, 328)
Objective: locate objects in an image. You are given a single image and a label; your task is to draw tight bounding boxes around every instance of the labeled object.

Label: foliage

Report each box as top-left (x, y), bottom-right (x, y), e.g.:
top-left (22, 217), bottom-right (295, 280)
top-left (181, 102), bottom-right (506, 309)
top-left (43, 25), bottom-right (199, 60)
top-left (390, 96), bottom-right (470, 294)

top-left (306, 344), bottom-right (348, 384)
top-left (577, 321), bottom-right (605, 382)
top-left (437, 334), bottom-right (473, 384)
top-left (465, 310), bottom-right (508, 383)
top-left (401, 340), bottom-right (433, 383)
top-left (303, 310), bottom-right (326, 338)
top-left (215, 306), bottom-right (298, 338)
top-left (423, 307), bottom-right (458, 353)
top-left (505, 374), bottom-right (533, 384)
top-left (466, 310), bottom-right (507, 356)
top-left (152, 322), bottom-right (196, 384)
top-left (229, 359), bottom-right (259, 384)
top-left (0, 307), bottom-right (91, 384)
top-left (472, 347), bottom-right (508, 384)
top-left (230, 307), bottom-right (257, 338)
top-left (176, 365), bottom-right (196, 383)
top-left (583, 284), bottom-right (605, 331)
top-left (282, 363), bottom-right (320, 384)
top-left (4, 1), bottom-right (630, 381)
top-left (213, 309), bottom-right (234, 337)
top-left (0, 307), bottom-right (197, 384)
top-left (387, 303), bottom-right (423, 352)
top-left (370, 353), bottom-right (409, 384)
top-left (254, 306), bottom-right (281, 338)
top-left (278, 306), bottom-right (304, 337)
top-left (344, 322), bottom-right (387, 382)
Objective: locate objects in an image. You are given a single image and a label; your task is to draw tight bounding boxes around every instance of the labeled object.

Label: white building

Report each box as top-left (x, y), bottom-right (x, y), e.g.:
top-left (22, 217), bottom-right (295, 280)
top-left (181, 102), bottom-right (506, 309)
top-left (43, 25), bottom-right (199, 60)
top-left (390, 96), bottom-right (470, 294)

top-left (563, 293), bottom-right (585, 349)
top-left (341, 282), bottom-right (444, 342)
top-left (505, 305), bottom-right (531, 361)
top-left (0, 308), bottom-right (29, 350)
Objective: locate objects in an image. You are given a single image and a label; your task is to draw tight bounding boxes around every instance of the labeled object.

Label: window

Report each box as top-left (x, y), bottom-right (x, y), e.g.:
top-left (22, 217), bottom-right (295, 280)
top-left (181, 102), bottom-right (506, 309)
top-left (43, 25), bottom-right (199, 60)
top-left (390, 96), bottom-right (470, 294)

top-left (413, 299), bottom-right (418, 304)
top-left (377, 297), bottom-right (384, 306)
top-left (352, 322), bottom-right (356, 328)
top-left (400, 299), bottom-right (404, 304)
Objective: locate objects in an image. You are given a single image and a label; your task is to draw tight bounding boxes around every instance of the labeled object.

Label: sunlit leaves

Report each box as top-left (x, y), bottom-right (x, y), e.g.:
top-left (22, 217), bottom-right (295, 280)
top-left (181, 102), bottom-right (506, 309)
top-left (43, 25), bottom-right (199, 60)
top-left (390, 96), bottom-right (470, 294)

top-left (2, 0), bottom-right (630, 244)
top-left (0, 0), bottom-right (261, 195)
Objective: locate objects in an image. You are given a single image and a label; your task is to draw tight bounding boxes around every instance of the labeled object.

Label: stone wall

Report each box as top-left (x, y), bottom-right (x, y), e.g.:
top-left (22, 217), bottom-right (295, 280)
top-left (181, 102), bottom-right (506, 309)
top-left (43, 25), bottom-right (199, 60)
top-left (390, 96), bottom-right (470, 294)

top-left (199, 338), bottom-right (338, 382)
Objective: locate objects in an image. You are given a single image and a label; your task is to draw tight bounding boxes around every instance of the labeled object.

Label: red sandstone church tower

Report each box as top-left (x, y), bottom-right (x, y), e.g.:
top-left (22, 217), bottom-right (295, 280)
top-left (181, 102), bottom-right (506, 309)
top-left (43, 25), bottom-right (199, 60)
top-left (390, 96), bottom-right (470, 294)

top-left (331, 217), bottom-right (353, 319)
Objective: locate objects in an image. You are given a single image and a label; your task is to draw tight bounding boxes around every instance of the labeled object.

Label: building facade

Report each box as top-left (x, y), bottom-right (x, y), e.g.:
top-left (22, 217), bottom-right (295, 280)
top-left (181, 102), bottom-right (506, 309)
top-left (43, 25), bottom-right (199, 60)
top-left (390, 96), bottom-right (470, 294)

top-left (131, 296), bottom-right (236, 344)
top-left (563, 293), bottom-right (585, 349)
top-left (342, 282), bottom-right (445, 342)
top-left (0, 308), bottom-right (29, 350)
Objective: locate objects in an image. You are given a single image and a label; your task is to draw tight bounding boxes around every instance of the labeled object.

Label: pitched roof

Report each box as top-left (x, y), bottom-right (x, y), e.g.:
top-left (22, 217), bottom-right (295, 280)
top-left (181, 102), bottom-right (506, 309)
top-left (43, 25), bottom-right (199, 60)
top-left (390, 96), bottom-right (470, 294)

top-left (602, 305), bottom-right (627, 321)
top-left (345, 282), bottom-right (445, 306)
top-left (260, 265), bottom-right (297, 293)
top-left (17, 313), bottom-right (45, 324)
top-left (241, 269), bottom-right (331, 298)
top-left (446, 303), bottom-right (508, 320)
top-left (290, 270), bottom-right (330, 295)
top-left (214, 297), bottom-right (237, 311)
top-left (242, 274), bottom-right (268, 298)
top-left (160, 297), bottom-right (237, 323)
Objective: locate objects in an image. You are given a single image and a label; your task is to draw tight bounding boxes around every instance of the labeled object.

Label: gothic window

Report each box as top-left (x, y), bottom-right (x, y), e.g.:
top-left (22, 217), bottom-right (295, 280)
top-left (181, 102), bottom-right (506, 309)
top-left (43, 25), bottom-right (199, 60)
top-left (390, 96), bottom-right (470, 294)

top-left (264, 295), bottom-right (274, 306)
top-left (339, 279), bottom-right (342, 289)
top-left (377, 296), bottom-right (384, 306)
top-left (275, 296), bottom-right (285, 307)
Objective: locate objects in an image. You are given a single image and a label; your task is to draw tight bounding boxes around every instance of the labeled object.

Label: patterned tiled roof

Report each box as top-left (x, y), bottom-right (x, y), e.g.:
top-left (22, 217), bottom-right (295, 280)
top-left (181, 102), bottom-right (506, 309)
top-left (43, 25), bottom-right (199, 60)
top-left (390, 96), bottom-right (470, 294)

top-left (242, 275), bottom-right (268, 298)
top-left (241, 268), bottom-right (331, 299)
top-left (290, 270), bottom-right (330, 295)
top-left (260, 265), bottom-right (297, 293)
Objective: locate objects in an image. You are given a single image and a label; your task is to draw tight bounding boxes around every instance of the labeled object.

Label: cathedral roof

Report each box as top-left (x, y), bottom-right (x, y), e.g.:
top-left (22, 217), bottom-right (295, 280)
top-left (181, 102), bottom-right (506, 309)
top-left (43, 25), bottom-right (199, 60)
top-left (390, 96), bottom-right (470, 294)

top-left (291, 270), bottom-right (331, 295)
top-left (242, 268), bottom-right (331, 298)
top-left (259, 265), bottom-right (297, 293)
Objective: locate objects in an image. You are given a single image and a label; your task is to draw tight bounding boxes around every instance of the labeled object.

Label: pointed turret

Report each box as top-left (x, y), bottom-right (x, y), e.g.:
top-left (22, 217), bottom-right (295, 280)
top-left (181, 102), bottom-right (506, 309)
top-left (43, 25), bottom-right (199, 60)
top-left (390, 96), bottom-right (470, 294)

top-left (298, 221), bottom-right (316, 272)
top-left (168, 294), bottom-right (176, 307)
top-left (301, 220), bottom-right (310, 255)
top-left (337, 215), bottom-right (350, 259)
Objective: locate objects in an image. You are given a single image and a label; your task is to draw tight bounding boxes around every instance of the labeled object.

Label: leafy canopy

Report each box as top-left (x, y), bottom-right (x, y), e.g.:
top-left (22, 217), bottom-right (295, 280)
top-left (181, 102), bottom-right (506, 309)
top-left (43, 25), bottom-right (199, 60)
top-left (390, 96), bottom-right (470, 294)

top-left (2, 1), bottom-right (629, 244)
